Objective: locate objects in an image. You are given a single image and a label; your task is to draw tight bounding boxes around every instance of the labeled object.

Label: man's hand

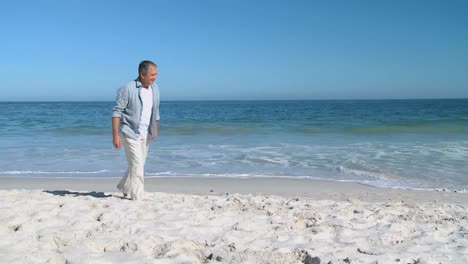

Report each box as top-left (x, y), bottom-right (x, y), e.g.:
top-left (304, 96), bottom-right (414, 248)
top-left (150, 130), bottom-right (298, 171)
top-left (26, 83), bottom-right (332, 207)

top-left (113, 135), bottom-right (122, 148)
top-left (149, 131), bottom-right (157, 141)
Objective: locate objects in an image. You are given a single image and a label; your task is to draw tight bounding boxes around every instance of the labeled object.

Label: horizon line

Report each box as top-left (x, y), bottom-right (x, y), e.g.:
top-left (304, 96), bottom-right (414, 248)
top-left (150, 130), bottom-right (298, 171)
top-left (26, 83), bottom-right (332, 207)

top-left (1, 98), bottom-right (467, 103)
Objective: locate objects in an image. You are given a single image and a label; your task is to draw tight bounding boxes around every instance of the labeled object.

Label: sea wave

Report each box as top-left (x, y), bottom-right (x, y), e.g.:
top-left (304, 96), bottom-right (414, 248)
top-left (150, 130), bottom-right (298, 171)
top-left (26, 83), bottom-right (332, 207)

top-left (28, 120), bottom-right (468, 137)
top-left (161, 125), bottom-right (257, 135)
top-left (342, 123), bottom-right (468, 134)
top-left (46, 126), bottom-right (108, 136)
top-left (0, 170), bottom-right (110, 175)
top-left (144, 172), bottom-right (468, 193)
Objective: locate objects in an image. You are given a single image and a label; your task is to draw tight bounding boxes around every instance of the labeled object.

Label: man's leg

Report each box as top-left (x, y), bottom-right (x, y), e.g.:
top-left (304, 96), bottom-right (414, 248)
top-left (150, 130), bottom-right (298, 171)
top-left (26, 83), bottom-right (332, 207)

top-left (118, 135), bottom-right (145, 200)
top-left (142, 136), bottom-right (150, 167)
top-left (117, 169), bottom-right (129, 197)
top-left (117, 134), bottom-right (130, 196)
top-left (140, 137), bottom-right (151, 200)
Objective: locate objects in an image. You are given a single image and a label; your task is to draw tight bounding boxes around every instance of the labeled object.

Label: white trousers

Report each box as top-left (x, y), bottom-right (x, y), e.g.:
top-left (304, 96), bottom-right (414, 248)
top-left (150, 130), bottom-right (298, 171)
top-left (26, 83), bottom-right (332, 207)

top-left (117, 135), bottom-right (149, 200)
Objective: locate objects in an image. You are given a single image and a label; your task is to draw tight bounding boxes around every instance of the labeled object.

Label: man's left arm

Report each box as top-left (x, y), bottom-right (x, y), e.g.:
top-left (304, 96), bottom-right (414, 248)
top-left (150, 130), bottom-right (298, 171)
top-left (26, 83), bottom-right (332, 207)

top-left (150, 121), bottom-right (158, 141)
top-left (150, 84), bottom-right (160, 141)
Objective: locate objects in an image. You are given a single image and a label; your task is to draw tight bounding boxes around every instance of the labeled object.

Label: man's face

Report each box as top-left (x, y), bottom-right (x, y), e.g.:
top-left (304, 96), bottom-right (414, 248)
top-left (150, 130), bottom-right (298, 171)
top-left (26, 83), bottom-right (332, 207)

top-left (140, 66), bottom-right (158, 88)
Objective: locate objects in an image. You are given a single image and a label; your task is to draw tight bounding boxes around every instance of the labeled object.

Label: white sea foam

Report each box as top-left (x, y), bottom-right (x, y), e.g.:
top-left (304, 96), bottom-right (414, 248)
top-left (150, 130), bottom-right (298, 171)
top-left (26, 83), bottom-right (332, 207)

top-left (2, 141), bottom-right (468, 192)
top-left (0, 170), bottom-right (109, 175)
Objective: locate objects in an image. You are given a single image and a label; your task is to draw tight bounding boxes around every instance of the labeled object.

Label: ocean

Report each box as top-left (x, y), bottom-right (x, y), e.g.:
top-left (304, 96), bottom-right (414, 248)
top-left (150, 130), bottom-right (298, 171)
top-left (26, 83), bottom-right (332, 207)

top-left (0, 100), bottom-right (467, 191)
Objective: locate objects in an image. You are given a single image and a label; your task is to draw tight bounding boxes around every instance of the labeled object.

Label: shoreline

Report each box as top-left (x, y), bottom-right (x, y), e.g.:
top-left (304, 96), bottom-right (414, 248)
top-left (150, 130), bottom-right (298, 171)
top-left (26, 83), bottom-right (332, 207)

top-left (1, 176), bottom-right (466, 204)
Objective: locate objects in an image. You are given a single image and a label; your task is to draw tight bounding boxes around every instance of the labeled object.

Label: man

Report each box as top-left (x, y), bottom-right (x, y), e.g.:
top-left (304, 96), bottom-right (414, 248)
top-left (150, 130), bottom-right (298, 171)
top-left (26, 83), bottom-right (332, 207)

top-left (112, 60), bottom-right (160, 201)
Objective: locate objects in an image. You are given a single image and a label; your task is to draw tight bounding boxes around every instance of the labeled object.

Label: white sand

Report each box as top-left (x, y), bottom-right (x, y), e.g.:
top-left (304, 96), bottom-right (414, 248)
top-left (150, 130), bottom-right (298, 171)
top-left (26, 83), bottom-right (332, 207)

top-left (0, 177), bottom-right (467, 263)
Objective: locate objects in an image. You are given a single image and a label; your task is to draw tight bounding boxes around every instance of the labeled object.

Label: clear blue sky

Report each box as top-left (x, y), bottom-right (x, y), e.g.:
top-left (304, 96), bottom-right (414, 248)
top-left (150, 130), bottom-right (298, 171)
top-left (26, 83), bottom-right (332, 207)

top-left (1, 0), bottom-right (467, 101)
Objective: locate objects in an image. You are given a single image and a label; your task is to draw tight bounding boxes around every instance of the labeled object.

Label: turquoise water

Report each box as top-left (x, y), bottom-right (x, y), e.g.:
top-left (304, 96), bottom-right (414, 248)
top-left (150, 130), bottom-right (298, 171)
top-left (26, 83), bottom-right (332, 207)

top-left (0, 100), bottom-right (467, 191)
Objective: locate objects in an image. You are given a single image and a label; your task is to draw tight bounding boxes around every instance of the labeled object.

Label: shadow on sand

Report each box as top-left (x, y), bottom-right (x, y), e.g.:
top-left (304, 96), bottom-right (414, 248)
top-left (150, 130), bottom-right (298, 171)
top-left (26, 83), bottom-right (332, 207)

top-left (43, 190), bottom-right (114, 198)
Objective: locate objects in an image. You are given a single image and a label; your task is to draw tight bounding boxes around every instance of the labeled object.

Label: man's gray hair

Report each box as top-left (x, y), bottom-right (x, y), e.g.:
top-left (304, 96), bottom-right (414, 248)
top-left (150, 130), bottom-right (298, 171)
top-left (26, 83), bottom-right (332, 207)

top-left (138, 60), bottom-right (157, 75)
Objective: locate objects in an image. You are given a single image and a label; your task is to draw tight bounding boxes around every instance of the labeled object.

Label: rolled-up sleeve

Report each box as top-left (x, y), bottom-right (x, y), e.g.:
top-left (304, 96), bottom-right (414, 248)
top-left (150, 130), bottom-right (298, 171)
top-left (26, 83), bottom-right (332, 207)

top-left (155, 95), bottom-right (160, 121)
top-left (153, 84), bottom-right (160, 121)
top-left (112, 86), bottom-right (128, 118)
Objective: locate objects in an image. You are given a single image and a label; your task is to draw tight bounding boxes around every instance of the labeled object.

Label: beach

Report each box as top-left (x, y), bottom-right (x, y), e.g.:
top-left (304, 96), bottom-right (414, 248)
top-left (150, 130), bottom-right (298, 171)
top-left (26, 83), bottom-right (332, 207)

top-left (1, 177), bottom-right (467, 263)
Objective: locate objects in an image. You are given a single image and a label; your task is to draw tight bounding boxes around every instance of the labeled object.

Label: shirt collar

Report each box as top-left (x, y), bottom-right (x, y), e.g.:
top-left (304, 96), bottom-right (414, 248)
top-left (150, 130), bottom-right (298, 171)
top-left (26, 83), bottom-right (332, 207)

top-left (135, 77), bottom-right (143, 88)
top-left (135, 77), bottom-right (153, 89)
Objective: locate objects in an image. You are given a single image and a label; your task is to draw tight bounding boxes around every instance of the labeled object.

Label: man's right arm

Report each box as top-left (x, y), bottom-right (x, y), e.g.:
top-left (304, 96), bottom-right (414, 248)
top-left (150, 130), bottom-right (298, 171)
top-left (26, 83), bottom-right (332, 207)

top-left (112, 86), bottom-right (128, 149)
top-left (112, 117), bottom-right (121, 148)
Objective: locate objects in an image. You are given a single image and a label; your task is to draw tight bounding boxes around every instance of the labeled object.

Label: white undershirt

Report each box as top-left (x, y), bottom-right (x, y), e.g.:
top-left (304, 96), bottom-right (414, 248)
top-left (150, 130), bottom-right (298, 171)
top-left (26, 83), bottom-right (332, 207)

top-left (138, 86), bottom-right (153, 139)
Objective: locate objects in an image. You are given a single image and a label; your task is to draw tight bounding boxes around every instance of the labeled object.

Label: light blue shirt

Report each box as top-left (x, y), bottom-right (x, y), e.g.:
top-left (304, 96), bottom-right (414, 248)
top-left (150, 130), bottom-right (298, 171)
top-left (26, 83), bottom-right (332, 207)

top-left (112, 78), bottom-right (160, 140)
